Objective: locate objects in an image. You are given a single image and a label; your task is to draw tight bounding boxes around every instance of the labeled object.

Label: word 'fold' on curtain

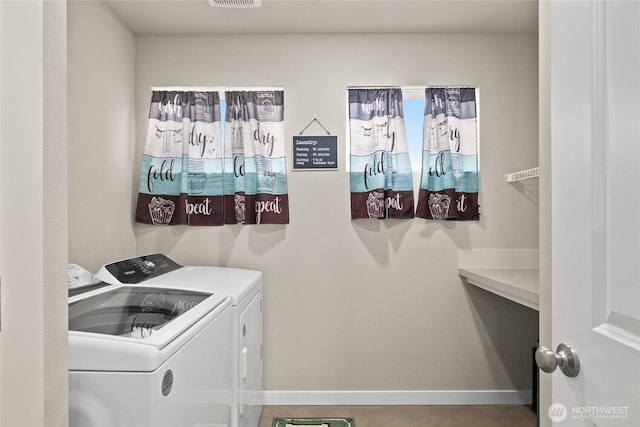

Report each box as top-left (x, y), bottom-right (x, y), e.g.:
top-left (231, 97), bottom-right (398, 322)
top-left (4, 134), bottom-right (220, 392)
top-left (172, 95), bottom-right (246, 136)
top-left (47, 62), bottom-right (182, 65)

top-left (136, 91), bottom-right (224, 226)
top-left (223, 91), bottom-right (289, 224)
top-left (349, 88), bottom-right (415, 219)
top-left (416, 87), bottom-right (479, 221)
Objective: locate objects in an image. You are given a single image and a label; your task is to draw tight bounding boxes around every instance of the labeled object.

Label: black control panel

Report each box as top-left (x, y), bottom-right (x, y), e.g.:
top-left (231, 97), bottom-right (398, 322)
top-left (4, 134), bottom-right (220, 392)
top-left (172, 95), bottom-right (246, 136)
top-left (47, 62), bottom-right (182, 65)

top-left (104, 254), bottom-right (182, 284)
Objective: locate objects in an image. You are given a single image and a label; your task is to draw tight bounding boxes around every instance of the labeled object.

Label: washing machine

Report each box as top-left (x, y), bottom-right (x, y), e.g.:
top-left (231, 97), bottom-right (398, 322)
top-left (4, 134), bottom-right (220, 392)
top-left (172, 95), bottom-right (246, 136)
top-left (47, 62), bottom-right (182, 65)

top-left (68, 264), bottom-right (234, 427)
top-left (96, 254), bottom-right (263, 427)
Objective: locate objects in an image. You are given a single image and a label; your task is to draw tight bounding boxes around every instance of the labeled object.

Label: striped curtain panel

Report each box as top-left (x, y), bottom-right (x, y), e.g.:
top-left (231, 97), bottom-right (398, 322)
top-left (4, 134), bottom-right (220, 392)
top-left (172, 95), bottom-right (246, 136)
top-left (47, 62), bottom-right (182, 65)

top-left (416, 87), bottom-right (479, 221)
top-left (135, 91), bottom-right (224, 225)
top-left (223, 91), bottom-right (289, 224)
top-left (348, 88), bottom-right (415, 219)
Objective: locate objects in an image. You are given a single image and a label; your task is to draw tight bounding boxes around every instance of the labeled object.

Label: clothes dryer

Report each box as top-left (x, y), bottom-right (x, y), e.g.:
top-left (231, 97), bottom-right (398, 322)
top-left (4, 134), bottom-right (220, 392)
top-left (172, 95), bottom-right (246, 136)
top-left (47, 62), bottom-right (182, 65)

top-left (96, 254), bottom-right (263, 427)
top-left (68, 274), bottom-right (233, 427)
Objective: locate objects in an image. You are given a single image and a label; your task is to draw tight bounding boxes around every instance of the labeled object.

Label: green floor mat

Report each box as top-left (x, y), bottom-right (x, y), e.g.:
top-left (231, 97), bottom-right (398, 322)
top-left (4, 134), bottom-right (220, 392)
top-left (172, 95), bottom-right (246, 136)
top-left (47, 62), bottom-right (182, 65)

top-left (272, 418), bottom-right (355, 427)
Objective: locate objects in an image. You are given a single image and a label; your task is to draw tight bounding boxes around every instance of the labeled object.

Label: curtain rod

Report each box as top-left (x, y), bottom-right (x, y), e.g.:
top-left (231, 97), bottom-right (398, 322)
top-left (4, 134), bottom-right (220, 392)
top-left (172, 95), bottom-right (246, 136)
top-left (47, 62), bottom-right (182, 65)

top-left (150, 86), bottom-right (284, 92)
top-left (347, 85), bottom-right (478, 89)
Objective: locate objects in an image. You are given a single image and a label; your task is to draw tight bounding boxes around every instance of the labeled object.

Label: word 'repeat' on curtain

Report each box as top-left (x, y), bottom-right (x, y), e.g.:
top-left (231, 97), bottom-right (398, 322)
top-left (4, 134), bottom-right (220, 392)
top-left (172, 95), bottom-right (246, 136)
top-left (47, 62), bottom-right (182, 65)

top-left (135, 91), bottom-right (224, 226)
top-left (348, 88), bottom-right (415, 219)
top-left (223, 91), bottom-right (289, 224)
top-left (416, 87), bottom-right (479, 221)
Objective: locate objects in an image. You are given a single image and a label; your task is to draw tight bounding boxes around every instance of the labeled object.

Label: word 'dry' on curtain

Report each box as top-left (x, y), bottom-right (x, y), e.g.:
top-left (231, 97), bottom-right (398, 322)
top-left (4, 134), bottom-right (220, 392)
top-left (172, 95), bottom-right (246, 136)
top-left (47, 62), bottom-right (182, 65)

top-left (416, 87), bottom-right (479, 221)
top-left (136, 91), bottom-right (224, 225)
top-left (223, 91), bottom-right (289, 224)
top-left (349, 88), bottom-right (415, 219)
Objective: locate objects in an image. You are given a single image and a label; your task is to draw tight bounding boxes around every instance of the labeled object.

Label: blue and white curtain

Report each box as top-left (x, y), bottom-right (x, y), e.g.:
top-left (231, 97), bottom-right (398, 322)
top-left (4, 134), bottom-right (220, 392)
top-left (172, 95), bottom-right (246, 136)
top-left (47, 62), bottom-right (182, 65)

top-left (136, 91), bottom-right (224, 225)
top-left (416, 87), bottom-right (479, 220)
top-left (223, 91), bottom-right (289, 224)
top-left (348, 88), bottom-right (415, 219)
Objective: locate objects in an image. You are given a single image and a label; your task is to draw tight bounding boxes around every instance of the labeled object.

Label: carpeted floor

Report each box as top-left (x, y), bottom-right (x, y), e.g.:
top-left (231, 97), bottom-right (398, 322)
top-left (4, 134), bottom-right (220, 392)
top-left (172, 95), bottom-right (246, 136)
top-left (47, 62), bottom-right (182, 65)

top-left (260, 405), bottom-right (537, 427)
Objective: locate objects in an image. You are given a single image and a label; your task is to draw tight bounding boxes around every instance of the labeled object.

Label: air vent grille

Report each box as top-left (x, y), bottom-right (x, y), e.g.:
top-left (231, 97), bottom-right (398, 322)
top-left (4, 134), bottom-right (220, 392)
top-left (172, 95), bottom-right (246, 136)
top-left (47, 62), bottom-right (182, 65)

top-left (208, 0), bottom-right (262, 7)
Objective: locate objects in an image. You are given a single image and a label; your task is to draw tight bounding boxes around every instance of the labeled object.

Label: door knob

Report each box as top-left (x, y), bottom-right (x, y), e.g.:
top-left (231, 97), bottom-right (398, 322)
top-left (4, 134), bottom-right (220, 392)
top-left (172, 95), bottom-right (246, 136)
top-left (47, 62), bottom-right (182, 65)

top-left (535, 343), bottom-right (580, 377)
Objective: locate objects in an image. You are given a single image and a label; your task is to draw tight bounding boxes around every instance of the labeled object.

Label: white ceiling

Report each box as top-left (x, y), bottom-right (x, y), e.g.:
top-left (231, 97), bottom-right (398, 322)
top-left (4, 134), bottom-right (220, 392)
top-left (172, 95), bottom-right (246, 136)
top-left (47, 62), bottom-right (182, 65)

top-left (103, 0), bottom-right (539, 35)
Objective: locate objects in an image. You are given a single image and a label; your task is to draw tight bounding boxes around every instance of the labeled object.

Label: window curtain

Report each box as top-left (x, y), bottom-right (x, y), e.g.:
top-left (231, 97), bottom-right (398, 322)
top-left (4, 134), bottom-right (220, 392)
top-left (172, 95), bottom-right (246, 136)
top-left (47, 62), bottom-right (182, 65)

top-left (416, 87), bottom-right (479, 220)
top-left (223, 90), bottom-right (289, 224)
top-left (135, 91), bottom-right (224, 225)
top-left (348, 88), bottom-right (415, 219)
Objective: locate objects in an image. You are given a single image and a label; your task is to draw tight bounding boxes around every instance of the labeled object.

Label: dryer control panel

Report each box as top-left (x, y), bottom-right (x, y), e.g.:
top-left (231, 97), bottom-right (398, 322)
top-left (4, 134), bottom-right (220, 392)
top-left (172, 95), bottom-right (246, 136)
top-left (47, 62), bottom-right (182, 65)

top-left (103, 254), bottom-right (182, 284)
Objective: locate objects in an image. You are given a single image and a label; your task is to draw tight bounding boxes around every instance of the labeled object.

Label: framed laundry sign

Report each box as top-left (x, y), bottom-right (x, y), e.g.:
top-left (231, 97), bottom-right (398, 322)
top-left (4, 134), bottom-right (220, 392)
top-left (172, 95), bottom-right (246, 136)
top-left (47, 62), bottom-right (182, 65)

top-left (292, 135), bottom-right (338, 170)
top-left (292, 118), bottom-right (338, 170)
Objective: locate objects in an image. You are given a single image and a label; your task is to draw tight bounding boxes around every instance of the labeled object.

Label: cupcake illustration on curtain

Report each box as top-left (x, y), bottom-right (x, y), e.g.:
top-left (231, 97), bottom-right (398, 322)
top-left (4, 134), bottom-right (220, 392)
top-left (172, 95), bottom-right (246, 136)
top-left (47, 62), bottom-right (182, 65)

top-left (148, 196), bottom-right (176, 225)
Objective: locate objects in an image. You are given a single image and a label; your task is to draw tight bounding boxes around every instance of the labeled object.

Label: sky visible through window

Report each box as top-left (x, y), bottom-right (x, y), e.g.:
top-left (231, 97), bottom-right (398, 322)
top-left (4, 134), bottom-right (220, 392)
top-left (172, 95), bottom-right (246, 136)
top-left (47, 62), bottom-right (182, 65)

top-left (403, 98), bottom-right (425, 172)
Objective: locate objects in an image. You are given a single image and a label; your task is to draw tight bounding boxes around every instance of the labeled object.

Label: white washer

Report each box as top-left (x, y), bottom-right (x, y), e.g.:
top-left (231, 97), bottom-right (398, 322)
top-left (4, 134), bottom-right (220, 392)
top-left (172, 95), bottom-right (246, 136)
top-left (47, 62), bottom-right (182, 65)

top-left (68, 279), bottom-right (233, 427)
top-left (96, 254), bottom-right (263, 427)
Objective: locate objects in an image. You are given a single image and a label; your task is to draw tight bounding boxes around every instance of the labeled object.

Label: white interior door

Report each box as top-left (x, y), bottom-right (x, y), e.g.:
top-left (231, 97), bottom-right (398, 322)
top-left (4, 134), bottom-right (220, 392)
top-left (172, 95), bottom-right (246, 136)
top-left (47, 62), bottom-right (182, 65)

top-left (548, 0), bottom-right (640, 425)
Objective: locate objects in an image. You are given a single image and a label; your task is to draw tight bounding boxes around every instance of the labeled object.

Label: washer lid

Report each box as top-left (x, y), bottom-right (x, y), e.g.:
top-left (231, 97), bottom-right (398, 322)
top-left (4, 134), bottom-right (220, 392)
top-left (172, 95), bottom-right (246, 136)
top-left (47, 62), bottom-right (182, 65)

top-left (69, 286), bottom-right (229, 372)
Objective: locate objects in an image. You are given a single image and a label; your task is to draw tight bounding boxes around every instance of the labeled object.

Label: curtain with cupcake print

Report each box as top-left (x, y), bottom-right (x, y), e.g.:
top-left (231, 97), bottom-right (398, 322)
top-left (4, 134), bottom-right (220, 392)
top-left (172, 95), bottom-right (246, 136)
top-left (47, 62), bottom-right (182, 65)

top-left (135, 91), bottom-right (224, 226)
top-left (416, 87), bottom-right (480, 221)
top-left (348, 88), bottom-right (415, 219)
top-left (223, 90), bottom-right (289, 224)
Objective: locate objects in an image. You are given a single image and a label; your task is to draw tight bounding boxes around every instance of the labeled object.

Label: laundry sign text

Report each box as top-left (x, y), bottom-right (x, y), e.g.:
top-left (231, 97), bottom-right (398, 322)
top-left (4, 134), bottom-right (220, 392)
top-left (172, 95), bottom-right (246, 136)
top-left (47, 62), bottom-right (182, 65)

top-left (292, 135), bottom-right (338, 170)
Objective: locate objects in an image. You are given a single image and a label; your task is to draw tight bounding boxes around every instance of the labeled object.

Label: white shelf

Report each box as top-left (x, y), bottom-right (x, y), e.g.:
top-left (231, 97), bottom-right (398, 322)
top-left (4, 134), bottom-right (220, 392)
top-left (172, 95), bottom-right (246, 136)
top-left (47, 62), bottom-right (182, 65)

top-left (458, 249), bottom-right (539, 311)
top-left (459, 267), bottom-right (539, 311)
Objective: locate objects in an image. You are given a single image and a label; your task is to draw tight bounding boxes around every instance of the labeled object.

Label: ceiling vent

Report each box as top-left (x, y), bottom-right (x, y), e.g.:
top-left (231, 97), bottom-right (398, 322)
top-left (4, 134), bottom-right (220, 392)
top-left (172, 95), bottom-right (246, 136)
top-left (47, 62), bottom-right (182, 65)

top-left (208, 0), bottom-right (262, 7)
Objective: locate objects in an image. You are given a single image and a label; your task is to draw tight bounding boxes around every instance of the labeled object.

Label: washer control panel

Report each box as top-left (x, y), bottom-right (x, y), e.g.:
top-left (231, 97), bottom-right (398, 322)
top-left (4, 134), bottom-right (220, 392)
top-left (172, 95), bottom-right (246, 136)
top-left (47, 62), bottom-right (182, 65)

top-left (103, 254), bottom-right (182, 284)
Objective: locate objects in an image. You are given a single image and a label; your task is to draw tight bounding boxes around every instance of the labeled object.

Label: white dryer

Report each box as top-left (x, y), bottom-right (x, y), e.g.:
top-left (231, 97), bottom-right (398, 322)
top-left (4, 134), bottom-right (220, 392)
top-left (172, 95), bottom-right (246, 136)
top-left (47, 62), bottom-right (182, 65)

top-left (96, 254), bottom-right (263, 427)
top-left (68, 276), bottom-right (233, 427)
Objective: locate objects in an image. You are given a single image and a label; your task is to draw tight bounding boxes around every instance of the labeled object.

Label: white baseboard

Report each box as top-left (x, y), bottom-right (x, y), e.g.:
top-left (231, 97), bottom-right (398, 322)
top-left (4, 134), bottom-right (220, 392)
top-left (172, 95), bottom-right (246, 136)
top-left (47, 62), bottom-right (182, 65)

top-left (262, 390), bottom-right (533, 406)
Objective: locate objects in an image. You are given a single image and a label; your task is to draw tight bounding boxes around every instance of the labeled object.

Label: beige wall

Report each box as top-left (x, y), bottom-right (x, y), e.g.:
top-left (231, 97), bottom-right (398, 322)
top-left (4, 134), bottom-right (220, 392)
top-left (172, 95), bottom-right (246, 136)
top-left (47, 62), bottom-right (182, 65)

top-left (67, 0), bottom-right (137, 270)
top-left (67, 3), bottom-right (540, 396)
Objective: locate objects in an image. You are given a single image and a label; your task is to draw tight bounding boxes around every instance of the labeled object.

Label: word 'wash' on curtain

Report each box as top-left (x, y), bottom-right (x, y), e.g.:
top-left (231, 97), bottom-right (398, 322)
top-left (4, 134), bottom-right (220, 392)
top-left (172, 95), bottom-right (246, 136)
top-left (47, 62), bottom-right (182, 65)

top-left (135, 91), bottom-right (224, 225)
top-left (223, 91), bottom-right (289, 224)
top-left (349, 88), bottom-right (415, 219)
top-left (416, 87), bottom-right (480, 221)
